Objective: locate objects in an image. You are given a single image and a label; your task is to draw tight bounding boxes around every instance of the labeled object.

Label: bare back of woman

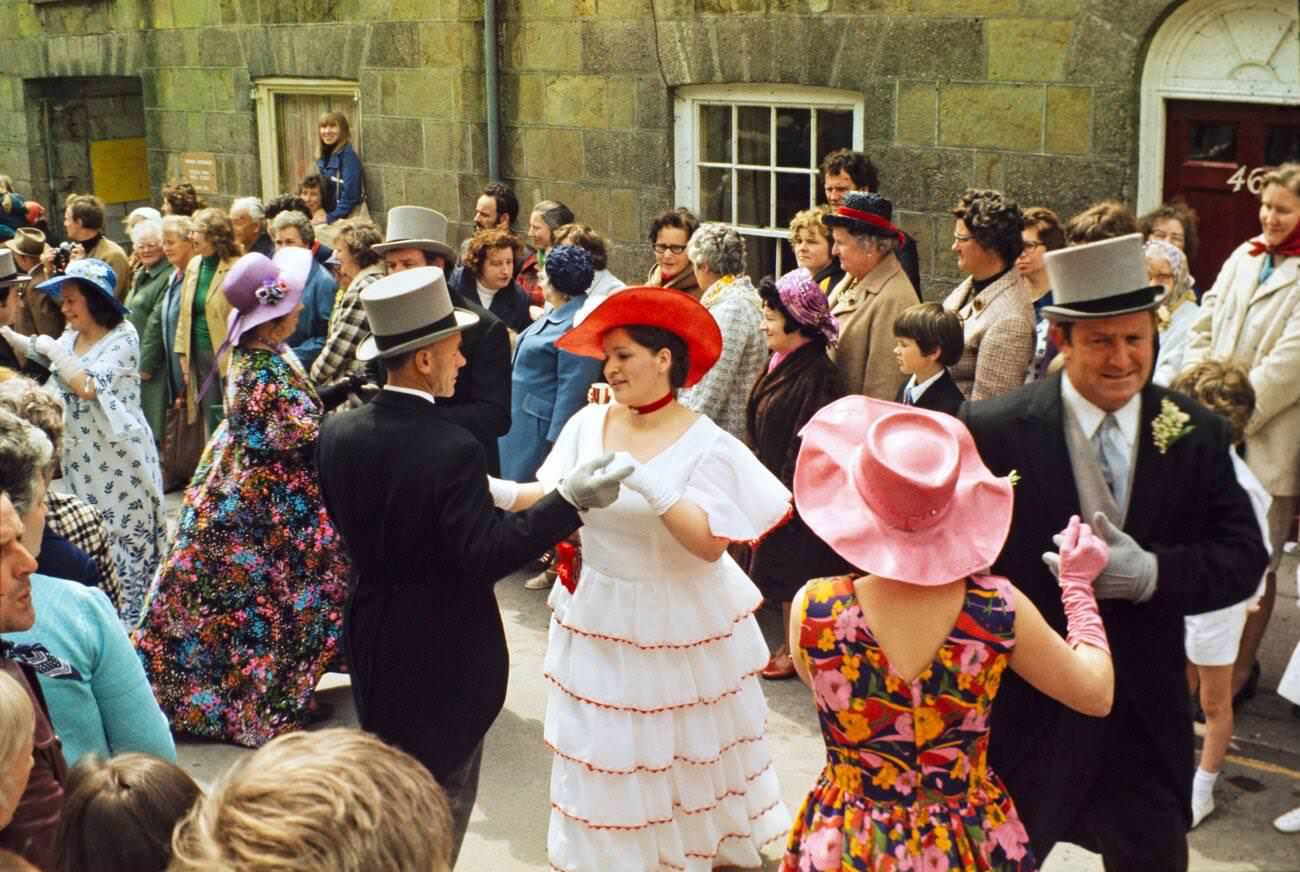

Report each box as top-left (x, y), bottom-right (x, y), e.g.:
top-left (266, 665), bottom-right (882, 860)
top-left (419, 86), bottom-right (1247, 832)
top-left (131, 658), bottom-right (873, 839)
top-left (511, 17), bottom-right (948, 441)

top-left (852, 574), bottom-right (967, 683)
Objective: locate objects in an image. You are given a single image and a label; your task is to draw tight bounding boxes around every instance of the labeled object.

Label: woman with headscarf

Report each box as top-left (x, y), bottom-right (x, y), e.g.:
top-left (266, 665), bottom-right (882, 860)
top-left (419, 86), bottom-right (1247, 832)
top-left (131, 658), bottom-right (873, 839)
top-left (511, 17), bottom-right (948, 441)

top-left (746, 268), bottom-right (851, 681)
top-left (1145, 238), bottom-right (1200, 387)
top-left (133, 248), bottom-right (349, 747)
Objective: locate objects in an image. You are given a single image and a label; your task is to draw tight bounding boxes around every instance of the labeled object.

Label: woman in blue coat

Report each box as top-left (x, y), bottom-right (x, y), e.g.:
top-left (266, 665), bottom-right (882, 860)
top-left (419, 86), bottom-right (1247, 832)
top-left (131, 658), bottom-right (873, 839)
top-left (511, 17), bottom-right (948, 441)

top-left (315, 112), bottom-right (365, 224)
top-left (498, 245), bottom-right (603, 481)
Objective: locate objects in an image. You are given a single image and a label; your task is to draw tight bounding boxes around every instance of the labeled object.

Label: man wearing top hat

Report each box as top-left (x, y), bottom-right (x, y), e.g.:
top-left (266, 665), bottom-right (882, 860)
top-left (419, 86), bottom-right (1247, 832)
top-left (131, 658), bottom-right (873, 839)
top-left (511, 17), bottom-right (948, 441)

top-left (316, 266), bottom-right (629, 864)
top-left (959, 233), bottom-right (1267, 869)
top-left (374, 205), bottom-right (511, 474)
top-left (0, 251), bottom-right (34, 372)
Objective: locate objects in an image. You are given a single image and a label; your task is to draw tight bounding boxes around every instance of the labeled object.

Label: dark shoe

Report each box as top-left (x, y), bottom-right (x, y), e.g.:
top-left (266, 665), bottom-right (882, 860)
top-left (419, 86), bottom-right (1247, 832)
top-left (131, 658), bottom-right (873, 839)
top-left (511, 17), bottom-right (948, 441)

top-left (761, 651), bottom-right (796, 681)
top-left (1232, 661), bottom-right (1260, 710)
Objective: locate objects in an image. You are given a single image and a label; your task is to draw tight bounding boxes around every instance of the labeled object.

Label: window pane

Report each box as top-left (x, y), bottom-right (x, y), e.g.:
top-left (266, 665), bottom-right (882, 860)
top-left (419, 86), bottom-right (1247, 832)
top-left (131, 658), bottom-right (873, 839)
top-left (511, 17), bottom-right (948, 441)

top-left (736, 169), bottom-right (771, 228)
top-left (776, 172), bottom-right (811, 228)
top-left (816, 109), bottom-right (853, 163)
top-left (744, 234), bottom-right (778, 282)
top-left (699, 166), bottom-right (732, 222)
top-left (737, 105), bottom-right (771, 166)
top-left (776, 107), bottom-right (811, 168)
top-left (699, 104), bottom-right (731, 164)
top-left (1265, 127), bottom-right (1300, 166)
top-left (1187, 122), bottom-right (1236, 162)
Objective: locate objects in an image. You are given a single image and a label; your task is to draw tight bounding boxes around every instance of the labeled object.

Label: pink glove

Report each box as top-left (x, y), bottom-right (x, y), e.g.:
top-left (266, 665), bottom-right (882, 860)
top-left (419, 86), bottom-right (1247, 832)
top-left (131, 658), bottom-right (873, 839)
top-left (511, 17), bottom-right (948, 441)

top-left (1055, 515), bottom-right (1111, 654)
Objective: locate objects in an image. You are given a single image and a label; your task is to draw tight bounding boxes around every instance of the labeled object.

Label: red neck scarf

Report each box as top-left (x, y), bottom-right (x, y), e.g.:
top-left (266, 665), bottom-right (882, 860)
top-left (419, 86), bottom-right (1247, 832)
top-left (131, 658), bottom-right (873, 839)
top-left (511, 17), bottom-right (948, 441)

top-left (630, 392), bottom-right (674, 415)
top-left (1248, 222), bottom-right (1300, 259)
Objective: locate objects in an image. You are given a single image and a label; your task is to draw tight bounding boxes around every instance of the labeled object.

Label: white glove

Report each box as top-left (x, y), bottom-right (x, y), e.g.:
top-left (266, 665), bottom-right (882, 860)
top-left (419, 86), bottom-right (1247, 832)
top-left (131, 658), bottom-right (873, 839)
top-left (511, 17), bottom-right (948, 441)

top-left (31, 335), bottom-right (80, 384)
top-left (486, 476), bottom-right (519, 511)
top-left (613, 451), bottom-right (682, 515)
top-left (0, 326), bottom-right (25, 351)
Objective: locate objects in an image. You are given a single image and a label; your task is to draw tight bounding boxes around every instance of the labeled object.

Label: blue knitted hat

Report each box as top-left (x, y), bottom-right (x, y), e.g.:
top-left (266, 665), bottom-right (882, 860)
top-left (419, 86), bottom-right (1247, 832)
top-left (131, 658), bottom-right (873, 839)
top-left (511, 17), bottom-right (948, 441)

top-left (543, 245), bottom-right (594, 296)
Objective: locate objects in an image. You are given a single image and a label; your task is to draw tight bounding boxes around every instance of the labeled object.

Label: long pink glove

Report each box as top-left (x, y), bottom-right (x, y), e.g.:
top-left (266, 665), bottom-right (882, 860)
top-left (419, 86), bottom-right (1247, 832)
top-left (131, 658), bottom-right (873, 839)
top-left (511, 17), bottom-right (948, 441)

top-left (1055, 515), bottom-right (1111, 654)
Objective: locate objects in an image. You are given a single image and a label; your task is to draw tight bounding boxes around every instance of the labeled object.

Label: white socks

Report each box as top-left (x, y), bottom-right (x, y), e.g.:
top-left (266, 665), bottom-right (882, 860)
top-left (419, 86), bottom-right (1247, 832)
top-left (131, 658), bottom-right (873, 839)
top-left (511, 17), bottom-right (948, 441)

top-left (1191, 767), bottom-right (1218, 828)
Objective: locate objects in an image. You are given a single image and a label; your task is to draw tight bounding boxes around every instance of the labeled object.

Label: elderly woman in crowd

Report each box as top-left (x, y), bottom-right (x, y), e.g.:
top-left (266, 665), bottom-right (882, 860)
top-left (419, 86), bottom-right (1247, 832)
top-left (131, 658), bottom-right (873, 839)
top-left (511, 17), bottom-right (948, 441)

top-left (1018, 206), bottom-right (1067, 382)
top-left (517, 200), bottom-right (575, 306)
top-left (1145, 238), bottom-right (1200, 387)
top-left (310, 220), bottom-right (385, 406)
top-left (498, 245), bottom-right (603, 483)
top-left (554, 223), bottom-right (625, 325)
top-left (942, 189), bottom-right (1035, 400)
top-left (0, 408), bottom-right (173, 767)
top-left (1183, 161), bottom-right (1300, 708)
top-left (789, 206), bottom-right (843, 292)
top-left (645, 207), bottom-right (700, 295)
top-left (176, 207), bottom-right (239, 436)
top-left (679, 222), bottom-right (767, 439)
top-left (124, 219), bottom-right (173, 445)
top-left (822, 192), bottom-right (916, 399)
top-left (268, 209), bottom-right (336, 371)
top-left (456, 227), bottom-right (530, 334)
top-left (0, 259), bottom-right (165, 625)
top-left (746, 268), bottom-right (850, 680)
top-left (134, 249), bottom-right (348, 747)
top-left (1140, 200), bottom-right (1200, 292)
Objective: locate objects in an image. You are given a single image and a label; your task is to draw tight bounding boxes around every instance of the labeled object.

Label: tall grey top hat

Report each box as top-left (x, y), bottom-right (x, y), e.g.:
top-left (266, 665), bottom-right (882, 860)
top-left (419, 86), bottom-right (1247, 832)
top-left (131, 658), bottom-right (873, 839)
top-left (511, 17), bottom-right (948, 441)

top-left (356, 266), bottom-right (479, 361)
top-left (0, 250), bottom-right (31, 288)
top-left (1040, 233), bottom-right (1163, 321)
top-left (372, 206), bottom-right (457, 263)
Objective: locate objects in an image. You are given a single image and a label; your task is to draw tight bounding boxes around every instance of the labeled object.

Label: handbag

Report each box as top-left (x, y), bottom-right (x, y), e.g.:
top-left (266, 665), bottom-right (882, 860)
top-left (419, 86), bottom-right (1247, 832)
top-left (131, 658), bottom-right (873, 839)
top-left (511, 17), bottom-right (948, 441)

top-left (160, 402), bottom-right (205, 492)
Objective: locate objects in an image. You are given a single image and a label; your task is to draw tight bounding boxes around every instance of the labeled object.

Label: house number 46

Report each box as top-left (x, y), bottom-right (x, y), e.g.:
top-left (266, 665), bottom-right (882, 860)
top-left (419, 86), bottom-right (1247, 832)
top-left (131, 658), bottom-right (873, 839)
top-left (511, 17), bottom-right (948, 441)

top-left (1225, 164), bottom-right (1269, 194)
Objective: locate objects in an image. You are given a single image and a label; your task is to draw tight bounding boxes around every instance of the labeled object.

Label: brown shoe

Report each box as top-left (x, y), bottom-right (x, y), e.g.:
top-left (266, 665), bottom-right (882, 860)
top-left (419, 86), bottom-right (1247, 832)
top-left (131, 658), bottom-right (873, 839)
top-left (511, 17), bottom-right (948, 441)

top-left (524, 569), bottom-right (556, 590)
top-left (761, 650), bottom-right (796, 680)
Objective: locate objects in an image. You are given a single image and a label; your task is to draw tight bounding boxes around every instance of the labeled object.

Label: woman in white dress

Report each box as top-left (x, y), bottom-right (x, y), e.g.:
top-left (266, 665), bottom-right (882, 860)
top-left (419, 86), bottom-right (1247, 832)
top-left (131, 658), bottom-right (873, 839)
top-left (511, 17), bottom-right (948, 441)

top-left (492, 288), bottom-right (791, 871)
top-left (0, 258), bottom-right (166, 625)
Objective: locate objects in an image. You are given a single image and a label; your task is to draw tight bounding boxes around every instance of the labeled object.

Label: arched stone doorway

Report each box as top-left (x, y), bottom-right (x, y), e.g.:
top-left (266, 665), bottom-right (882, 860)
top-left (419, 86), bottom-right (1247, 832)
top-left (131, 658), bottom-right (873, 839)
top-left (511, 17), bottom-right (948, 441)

top-left (1138, 0), bottom-right (1299, 281)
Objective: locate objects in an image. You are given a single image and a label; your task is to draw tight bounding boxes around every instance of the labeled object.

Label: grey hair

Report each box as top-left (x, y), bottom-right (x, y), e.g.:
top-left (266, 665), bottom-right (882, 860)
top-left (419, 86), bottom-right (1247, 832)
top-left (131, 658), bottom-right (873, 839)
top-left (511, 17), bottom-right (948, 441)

top-left (0, 378), bottom-right (65, 459)
top-left (230, 196), bottom-right (265, 223)
top-left (270, 209), bottom-right (316, 246)
top-left (0, 670), bottom-right (35, 810)
top-left (0, 408), bottom-right (53, 515)
top-left (686, 223), bottom-right (746, 276)
top-left (846, 229), bottom-right (898, 257)
top-left (161, 214), bottom-right (195, 239)
top-left (129, 218), bottom-right (164, 246)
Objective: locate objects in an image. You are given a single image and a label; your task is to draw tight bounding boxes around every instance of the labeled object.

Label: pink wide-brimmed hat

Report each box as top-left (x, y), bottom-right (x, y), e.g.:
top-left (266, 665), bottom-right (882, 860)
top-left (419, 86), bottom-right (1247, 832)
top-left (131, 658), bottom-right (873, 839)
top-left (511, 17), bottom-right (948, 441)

top-left (794, 396), bottom-right (1013, 585)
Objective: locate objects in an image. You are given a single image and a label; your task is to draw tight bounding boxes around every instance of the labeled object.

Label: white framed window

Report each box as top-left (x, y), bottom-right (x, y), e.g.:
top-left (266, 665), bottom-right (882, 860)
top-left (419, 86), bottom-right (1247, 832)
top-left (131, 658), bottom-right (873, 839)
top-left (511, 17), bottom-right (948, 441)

top-left (674, 84), bottom-right (864, 279)
top-left (253, 78), bottom-right (361, 201)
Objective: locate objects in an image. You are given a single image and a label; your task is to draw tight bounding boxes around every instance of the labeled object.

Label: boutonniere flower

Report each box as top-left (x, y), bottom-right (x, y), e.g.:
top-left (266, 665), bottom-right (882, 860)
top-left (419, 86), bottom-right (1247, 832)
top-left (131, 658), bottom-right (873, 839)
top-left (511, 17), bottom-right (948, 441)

top-left (1152, 399), bottom-right (1194, 454)
top-left (1007, 469), bottom-right (1021, 488)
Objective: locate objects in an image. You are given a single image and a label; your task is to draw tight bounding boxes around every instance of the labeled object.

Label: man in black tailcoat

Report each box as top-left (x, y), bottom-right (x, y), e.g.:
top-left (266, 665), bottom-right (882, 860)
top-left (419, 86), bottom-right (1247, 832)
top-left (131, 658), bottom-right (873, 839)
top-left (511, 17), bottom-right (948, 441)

top-left (959, 234), bottom-right (1267, 871)
top-left (316, 266), bottom-right (628, 864)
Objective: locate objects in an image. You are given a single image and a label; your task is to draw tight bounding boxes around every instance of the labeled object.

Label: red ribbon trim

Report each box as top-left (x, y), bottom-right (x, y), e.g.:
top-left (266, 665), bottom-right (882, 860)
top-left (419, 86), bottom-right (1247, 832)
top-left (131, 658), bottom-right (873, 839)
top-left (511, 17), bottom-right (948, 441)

top-left (834, 206), bottom-right (906, 245)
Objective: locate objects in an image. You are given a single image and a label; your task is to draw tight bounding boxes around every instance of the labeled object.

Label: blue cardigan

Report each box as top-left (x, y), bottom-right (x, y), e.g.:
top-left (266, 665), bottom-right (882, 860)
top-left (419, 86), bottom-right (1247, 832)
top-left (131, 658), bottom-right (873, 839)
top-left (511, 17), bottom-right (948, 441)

top-left (6, 574), bottom-right (176, 765)
top-left (316, 142), bottom-right (364, 222)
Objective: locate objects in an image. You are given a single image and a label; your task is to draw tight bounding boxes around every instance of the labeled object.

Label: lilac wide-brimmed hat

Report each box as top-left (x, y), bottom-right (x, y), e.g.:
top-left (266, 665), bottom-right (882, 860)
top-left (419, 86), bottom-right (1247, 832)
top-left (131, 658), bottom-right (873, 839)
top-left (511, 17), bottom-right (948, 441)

top-left (775, 268), bottom-right (838, 345)
top-left (224, 247), bottom-right (313, 348)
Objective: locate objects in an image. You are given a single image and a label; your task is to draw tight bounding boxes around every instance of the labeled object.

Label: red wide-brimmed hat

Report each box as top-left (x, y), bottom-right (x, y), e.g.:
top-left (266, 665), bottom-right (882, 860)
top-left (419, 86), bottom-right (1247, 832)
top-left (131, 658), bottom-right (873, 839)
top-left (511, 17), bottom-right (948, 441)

top-left (557, 287), bottom-right (722, 387)
top-left (794, 396), bottom-right (1014, 585)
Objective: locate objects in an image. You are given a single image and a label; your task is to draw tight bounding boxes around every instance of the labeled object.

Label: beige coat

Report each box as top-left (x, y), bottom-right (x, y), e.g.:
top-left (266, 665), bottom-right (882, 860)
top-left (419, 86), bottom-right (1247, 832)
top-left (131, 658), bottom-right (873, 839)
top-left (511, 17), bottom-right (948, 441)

top-left (827, 255), bottom-right (916, 399)
top-left (942, 270), bottom-right (1035, 401)
top-left (1183, 242), bottom-right (1300, 496)
top-left (174, 255), bottom-right (235, 423)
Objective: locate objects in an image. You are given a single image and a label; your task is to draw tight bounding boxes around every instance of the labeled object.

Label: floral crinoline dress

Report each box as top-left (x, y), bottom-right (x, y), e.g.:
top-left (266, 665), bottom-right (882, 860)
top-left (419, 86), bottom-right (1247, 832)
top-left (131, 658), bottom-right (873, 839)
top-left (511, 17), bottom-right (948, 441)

top-left (783, 575), bottom-right (1036, 872)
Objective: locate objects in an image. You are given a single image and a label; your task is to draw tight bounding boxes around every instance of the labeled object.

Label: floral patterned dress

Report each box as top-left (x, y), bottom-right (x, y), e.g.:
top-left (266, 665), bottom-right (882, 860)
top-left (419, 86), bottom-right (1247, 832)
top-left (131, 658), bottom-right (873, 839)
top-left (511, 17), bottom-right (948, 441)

top-left (49, 322), bottom-right (166, 627)
top-left (132, 348), bottom-right (348, 747)
top-left (783, 575), bottom-right (1035, 872)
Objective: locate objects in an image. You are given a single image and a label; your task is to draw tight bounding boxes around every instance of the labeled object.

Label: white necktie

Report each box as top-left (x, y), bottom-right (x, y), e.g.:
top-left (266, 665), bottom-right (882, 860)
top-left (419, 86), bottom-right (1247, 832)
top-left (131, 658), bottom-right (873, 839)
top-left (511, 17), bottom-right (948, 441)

top-left (1094, 413), bottom-right (1128, 506)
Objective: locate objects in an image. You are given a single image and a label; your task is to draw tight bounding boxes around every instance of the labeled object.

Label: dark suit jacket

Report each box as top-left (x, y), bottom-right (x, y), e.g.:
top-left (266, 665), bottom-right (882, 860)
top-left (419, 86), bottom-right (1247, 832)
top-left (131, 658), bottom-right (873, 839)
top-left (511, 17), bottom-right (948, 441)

top-left (317, 389), bottom-right (582, 780)
top-left (895, 369), bottom-right (964, 416)
top-left (437, 290), bottom-right (512, 475)
top-left (959, 375), bottom-right (1267, 851)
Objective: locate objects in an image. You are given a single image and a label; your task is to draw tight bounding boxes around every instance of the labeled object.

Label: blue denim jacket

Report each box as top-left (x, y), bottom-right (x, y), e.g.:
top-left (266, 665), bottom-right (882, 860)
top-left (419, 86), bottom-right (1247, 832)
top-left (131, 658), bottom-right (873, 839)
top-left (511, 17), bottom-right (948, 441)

top-left (316, 142), bottom-right (364, 222)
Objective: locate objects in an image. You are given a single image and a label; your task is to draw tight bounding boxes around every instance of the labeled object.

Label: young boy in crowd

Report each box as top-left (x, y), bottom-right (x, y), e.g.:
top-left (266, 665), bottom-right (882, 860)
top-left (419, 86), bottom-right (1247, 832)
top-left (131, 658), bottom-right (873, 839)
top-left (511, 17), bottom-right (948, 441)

top-left (891, 302), bottom-right (965, 415)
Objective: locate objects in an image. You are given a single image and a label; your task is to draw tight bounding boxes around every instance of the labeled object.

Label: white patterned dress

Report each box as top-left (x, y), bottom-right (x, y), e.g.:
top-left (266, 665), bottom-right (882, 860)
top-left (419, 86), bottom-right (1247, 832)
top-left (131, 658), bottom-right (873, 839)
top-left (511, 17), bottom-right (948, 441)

top-left (48, 322), bottom-right (166, 626)
top-left (537, 403), bottom-right (792, 872)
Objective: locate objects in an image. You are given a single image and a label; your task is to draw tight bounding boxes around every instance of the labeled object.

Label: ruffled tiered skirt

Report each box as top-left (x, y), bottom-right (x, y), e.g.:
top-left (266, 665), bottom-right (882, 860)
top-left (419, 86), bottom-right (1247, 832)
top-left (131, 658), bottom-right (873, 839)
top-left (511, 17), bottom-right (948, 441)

top-left (544, 559), bottom-right (790, 871)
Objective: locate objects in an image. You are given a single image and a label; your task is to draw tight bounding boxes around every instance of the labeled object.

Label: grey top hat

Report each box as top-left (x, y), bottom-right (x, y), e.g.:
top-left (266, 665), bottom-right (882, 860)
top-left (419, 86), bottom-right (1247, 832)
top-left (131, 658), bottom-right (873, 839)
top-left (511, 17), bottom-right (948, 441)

top-left (356, 266), bottom-right (479, 361)
top-left (1040, 233), bottom-right (1162, 321)
top-left (372, 206), bottom-right (458, 263)
top-left (0, 250), bottom-right (31, 288)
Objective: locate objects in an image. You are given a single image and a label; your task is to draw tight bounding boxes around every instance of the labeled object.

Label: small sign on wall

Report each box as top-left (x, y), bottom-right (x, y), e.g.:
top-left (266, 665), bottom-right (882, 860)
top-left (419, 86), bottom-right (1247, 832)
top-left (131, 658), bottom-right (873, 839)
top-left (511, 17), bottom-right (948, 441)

top-left (90, 138), bottom-right (150, 204)
top-left (181, 151), bottom-right (219, 195)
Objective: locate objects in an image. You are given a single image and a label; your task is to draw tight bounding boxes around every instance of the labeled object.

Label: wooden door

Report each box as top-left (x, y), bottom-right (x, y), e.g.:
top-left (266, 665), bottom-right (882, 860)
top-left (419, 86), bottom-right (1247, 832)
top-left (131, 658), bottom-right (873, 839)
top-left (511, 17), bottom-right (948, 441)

top-left (1164, 100), bottom-right (1300, 286)
top-left (275, 92), bottom-right (361, 195)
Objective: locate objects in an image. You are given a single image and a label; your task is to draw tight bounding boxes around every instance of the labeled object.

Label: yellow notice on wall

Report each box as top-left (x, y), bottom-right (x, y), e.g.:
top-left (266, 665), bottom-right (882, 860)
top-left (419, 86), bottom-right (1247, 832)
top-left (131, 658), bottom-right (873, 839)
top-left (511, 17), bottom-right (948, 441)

top-left (90, 138), bottom-right (150, 204)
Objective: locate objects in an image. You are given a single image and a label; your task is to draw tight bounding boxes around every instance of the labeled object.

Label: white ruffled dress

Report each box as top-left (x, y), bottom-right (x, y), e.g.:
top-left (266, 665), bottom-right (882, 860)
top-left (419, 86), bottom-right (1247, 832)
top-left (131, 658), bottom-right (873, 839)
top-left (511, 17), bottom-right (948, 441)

top-left (537, 404), bottom-right (792, 872)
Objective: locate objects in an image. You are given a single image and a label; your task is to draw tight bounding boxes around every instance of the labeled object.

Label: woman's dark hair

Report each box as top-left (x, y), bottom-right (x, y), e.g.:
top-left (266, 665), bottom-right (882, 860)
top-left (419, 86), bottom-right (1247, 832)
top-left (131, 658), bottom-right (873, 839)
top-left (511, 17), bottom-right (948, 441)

top-left (265, 194), bottom-right (311, 223)
top-left (55, 753), bottom-right (202, 872)
top-left (159, 181), bottom-right (205, 217)
top-left (1137, 200), bottom-right (1200, 261)
top-left (647, 208), bottom-right (699, 245)
top-left (77, 280), bottom-right (125, 329)
top-left (757, 277), bottom-right (824, 344)
top-left (553, 223), bottom-right (609, 271)
top-left (623, 325), bottom-right (689, 391)
top-left (951, 189), bottom-right (1024, 267)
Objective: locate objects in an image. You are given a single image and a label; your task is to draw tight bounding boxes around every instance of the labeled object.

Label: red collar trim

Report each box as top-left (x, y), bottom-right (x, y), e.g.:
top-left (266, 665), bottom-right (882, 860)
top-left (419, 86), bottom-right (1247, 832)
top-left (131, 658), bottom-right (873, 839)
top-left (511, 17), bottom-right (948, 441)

top-left (630, 392), bottom-right (674, 415)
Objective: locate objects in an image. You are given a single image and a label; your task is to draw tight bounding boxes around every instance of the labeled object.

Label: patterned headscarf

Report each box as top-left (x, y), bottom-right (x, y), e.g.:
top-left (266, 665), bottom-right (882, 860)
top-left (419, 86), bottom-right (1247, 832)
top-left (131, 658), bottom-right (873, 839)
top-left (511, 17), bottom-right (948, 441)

top-left (1143, 238), bottom-right (1192, 304)
top-left (776, 268), bottom-right (839, 346)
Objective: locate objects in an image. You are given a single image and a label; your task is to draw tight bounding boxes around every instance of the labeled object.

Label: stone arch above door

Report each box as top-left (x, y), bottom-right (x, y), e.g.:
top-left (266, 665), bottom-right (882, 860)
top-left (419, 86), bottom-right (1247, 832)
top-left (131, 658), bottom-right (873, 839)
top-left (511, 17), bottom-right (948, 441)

top-left (1138, 0), bottom-right (1299, 210)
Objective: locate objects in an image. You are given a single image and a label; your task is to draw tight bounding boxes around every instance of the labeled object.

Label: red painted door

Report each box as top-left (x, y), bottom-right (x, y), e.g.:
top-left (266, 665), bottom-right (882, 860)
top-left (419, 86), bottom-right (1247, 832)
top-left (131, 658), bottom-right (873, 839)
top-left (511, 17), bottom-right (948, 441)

top-left (1163, 100), bottom-right (1300, 287)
